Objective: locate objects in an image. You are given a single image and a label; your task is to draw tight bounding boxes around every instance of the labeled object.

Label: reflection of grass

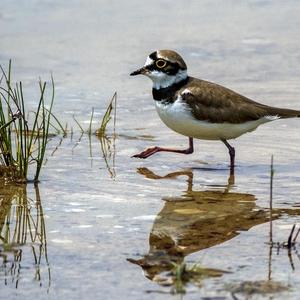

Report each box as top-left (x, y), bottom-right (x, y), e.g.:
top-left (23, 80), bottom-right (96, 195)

top-left (99, 135), bottom-right (116, 178)
top-left (0, 61), bottom-right (56, 182)
top-left (268, 156), bottom-right (300, 275)
top-left (0, 183), bottom-right (50, 290)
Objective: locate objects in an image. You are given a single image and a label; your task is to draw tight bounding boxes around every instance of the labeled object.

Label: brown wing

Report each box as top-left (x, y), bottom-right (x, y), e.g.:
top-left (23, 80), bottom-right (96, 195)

top-left (181, 78), bottom-right (300, 123)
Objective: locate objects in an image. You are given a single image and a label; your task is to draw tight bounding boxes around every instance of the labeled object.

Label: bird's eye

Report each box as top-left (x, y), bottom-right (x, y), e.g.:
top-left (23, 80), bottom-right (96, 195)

top-left (156, 59), bottom-right (167, 69)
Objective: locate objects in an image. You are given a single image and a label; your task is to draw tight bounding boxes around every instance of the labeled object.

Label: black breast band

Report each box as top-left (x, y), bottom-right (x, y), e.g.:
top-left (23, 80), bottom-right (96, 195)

top-left (152, 77), bottom-right (189, 102)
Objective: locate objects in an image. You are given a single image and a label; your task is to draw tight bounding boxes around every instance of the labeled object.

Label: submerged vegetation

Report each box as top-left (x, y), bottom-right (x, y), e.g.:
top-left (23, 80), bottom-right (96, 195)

top-left (169, 262), bottom-right (226, 294)
top-left (0, 61), bottom-right (55, 183)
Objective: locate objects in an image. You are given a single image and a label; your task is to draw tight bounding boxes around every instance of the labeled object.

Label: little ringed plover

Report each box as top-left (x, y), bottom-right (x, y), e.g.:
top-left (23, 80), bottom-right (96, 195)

top-left (130, 50), bottom-right (300, 173)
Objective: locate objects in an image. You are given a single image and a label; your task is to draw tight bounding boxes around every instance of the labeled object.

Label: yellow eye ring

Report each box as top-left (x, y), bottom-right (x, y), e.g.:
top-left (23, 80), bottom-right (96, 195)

top-left (156, 59), bottom-right (167, 68)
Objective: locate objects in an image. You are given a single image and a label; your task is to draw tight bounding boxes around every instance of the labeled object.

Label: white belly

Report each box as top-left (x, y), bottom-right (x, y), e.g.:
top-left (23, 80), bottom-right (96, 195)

top-left (155, 99), bottom-right (277, 140)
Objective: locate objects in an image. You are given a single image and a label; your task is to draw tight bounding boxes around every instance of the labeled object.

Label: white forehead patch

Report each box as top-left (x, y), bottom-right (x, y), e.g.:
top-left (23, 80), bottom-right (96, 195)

top-left (144, 56), bottom-right (154, 66)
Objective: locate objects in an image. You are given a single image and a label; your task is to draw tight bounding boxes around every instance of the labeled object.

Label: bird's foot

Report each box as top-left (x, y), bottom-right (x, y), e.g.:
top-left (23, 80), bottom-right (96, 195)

top-left (132, 145), bottom-right (194, 159)
top-left (132, 147), bottom-right (160, 159)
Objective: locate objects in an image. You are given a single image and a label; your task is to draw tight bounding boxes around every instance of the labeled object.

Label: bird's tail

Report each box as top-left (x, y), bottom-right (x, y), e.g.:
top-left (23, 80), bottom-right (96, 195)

top-left (264, 106), bottom-right (300, 119)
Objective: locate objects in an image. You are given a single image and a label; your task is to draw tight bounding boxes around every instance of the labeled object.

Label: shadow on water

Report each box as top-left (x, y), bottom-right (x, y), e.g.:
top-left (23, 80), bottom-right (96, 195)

top-left (0, 182), bottom-right (50, 291)
top-left (128, 168), bottom-right (300, 293)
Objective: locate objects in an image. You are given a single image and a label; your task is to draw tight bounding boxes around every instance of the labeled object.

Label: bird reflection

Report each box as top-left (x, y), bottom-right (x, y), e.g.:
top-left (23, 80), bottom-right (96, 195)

top-left (128, 168), bottom-right (300, 284)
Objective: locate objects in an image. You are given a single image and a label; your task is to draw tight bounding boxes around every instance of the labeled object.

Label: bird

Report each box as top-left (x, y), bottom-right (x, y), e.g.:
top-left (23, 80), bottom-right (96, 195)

top-left (130, 49), bottom-right (300, 173)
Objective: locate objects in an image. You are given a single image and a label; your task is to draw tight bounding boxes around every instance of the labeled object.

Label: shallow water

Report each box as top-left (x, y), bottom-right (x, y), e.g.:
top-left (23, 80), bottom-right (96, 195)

top-left (1, 0), bottom-right (300, 299)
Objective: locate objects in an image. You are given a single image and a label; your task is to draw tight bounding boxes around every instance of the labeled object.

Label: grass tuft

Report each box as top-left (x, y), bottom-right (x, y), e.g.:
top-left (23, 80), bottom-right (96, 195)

top-left (0, 60), bottom-right (56, 183)
top-left (170, 261), bottom-right (226, 294)
top-left (72, 92), bottom-right (117, 137)
top-left (96, 91), bottom-right (117, 137)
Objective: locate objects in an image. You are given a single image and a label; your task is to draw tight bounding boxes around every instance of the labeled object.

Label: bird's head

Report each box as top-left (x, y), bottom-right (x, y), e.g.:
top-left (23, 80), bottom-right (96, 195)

top-left (130, 50), bottom-right (188, 89)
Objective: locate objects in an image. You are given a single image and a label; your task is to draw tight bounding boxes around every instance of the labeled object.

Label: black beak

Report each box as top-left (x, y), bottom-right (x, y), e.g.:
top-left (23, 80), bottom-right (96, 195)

top-left (130, 67), bottom-right (146, 76)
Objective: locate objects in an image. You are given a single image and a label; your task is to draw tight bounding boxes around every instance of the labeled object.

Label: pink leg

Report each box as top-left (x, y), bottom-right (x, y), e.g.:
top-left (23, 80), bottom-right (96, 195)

top-left (132, 137), bottom-right (194, 159)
